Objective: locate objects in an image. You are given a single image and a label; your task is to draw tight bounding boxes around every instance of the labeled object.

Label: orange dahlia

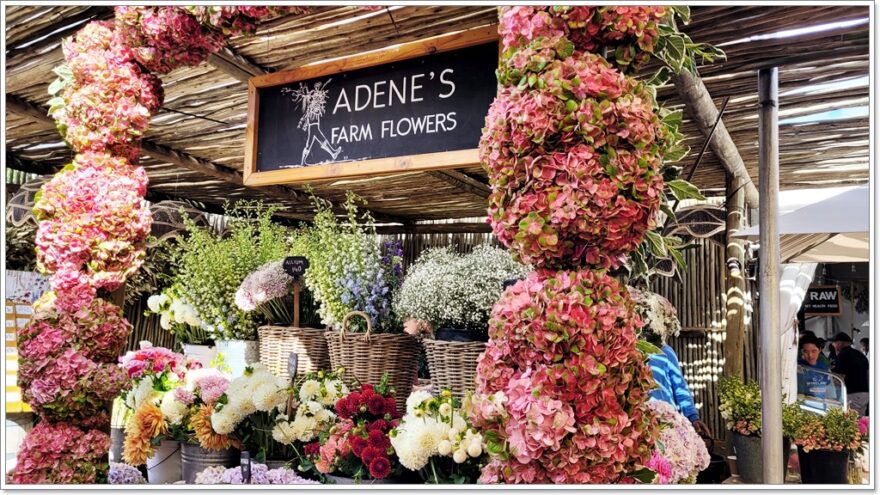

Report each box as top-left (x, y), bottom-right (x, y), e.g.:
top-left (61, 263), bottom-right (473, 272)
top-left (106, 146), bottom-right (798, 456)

top-left (122, 402), bottom-right (167, 465)
top-left (191, 404), bottom-right (238, 451)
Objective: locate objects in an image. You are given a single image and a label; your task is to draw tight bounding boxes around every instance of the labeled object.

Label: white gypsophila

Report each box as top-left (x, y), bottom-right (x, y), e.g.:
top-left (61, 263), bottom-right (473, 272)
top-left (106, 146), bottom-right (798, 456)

top-left (299, 380), bottom-right (321, 402)
top-left (406, 390), bottom-right (433, 415)
top-left (393, 245), bottom-right (529, 330)
top-left (160, 392), bottom-right (188, 425)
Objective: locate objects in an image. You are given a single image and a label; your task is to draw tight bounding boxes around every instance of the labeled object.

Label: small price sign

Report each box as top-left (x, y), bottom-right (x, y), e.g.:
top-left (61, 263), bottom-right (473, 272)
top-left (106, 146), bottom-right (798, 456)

top-left (283, 256), bottom-right (309, 279)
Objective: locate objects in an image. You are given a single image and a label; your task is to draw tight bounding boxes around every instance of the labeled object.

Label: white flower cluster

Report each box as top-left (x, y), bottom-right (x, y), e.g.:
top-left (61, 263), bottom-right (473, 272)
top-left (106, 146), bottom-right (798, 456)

top-left (125, 376), bottom-right (160, 411)
top-left (272, 377), bottom-right (348, 445)
top-left (160, 391), bottom-right (188, 425)
top-left (393, 245), bottom-right (529, 330)
top-left (147, 287), bottom-right (202, 330)
top-left (391, 391), bottom-right (484, 471)
top-left (211, 364), bottom-right (290, 435)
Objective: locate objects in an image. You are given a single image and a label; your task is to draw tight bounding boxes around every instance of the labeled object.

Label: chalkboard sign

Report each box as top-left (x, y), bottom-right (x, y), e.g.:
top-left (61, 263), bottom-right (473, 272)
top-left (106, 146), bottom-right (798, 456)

top-left (283, 256), bottom-right (309, 278)
top-left (244, 28), bottom-right (499, 186)
top-left (804, 285), bottom-right (841, 316)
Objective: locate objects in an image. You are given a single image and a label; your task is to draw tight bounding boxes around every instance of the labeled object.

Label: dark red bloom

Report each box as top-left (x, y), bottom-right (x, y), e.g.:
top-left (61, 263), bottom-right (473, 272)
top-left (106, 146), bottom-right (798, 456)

top-left (367, 419), bottom-right (388, 432)
top-left (368, 455), bottom-right (391, 479)
top-left (304, 441), bottom-right (320, 456)
top-left (335, 397), bottom-right (352, 418)
top-left (360, 446), bottom-right (381, 465)
top-left (361, 384), bottom-right (375, 393)
top-left (368, 394), bottom-right (387, 416)
top-left (385, 397), bottom-right (399, 417)
top-left (367, 428), bottom-right (389, 449)
top-left (350, 434), bottom-right (368, 457)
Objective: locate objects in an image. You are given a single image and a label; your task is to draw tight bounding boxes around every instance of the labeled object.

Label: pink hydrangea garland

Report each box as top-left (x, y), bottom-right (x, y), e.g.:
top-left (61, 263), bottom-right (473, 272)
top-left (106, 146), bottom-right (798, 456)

top-left (9, 421), bottom-right (110, 484)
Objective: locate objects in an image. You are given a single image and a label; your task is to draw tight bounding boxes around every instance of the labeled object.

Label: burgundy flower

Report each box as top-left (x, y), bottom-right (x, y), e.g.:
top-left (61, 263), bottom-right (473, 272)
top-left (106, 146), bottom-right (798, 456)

top-left (360, 446), bottom-right (382, 465)
top-left (368, 455), bottom-right (391, 479)
top-left (367, 394), bottom-right (387, 416)
top-left (350, 435), bottom-right (368, 458)
top-left (367, 428), bottom-right (389, 450)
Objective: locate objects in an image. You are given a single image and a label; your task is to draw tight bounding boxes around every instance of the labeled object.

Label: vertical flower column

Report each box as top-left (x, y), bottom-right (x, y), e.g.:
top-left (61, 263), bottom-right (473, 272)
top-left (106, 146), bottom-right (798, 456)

top-left (471, 7), bottom-right (676, 483)
top-left (11, 7), bottom-right (306, 484)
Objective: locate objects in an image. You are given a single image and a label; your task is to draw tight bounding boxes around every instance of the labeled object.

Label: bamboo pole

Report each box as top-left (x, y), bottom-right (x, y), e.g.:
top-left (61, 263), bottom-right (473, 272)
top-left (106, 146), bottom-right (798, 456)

top-left (758, 67), bottom-right (783, 485)
top-left (724, 173), bottom-right (748, 379)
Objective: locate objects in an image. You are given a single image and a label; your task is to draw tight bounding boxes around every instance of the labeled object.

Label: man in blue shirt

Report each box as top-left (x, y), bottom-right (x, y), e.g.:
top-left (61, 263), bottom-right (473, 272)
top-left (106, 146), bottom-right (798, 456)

top-left (647, 336), bottom-right (712, 437)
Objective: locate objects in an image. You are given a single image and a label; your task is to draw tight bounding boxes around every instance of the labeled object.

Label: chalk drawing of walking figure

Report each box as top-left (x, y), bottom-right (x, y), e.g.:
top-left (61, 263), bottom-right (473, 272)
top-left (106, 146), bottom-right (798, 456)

top-left (282, 79), bottom-right (342, 166)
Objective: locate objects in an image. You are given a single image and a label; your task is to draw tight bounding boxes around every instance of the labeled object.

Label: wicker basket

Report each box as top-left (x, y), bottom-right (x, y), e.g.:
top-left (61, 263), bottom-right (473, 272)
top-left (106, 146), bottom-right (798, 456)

top-left (422, 338), bottom-right (486, 399)
top-left (258, 326), bottom-right (331, 378)
top-left (324, 312), bottom-right (419, 414)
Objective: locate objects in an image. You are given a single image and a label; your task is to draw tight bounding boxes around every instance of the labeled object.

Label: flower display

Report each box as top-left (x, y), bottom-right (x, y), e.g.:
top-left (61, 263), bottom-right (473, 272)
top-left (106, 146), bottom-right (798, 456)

top-left (273, 370), bottom-right (347, 448)
top-left (645, 400), bottom-right (710, 484)
top-left (391, 390), bottom-right (486, 483)
top-left (302, 193), bottom-right (403, 331)
top-left (194, 463), bottom-right (319, 485)
top-left (311, 377), bottom-right (402, 480)
top-left (119, 341), bottom-right (201, 383)
top-left (9, 422), bottom-right (110, 484)
top-left (628, 287), bottom-right (681, 342)
top-left (470, 268), bottom-right (658, 483)
top-left (145, 285), bottom-right (209, 344)
top-left (719, 376), bottom-right (763, 436)
top-left (33, 153), bottom-right (151, 312)
top-left (790, 407), bottom-right (865, 453)
top-left (393, 245), bottom-right (529, 333)
top-left (235, 260), bottom-right (293, 312)
top-left (186, 6), bottom-right (308, 37)
top-left (108, 463), bottom-right (146, 484)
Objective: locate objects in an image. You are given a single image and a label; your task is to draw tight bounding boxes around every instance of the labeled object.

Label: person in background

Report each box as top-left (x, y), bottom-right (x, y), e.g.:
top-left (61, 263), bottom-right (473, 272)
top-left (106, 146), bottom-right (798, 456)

top-left (797, 335), bottom-right (835, 400)
top-left (646, 331), bottom-right (713, 438)
top-left (831, 332), bottom-right (870, 415)
top-left (799, 330), bottom-right (830, 367)
top-left (860, 337), bottom-right (869, 359)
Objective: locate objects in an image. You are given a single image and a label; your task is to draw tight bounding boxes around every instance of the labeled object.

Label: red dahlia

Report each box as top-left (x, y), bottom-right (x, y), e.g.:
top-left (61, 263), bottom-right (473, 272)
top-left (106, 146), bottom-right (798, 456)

top-left (367, 394), bottom-right (387, 416)
top-left (360, 446), bottom-right (381, 465)
top-left (367, 428), bottom-right (389, 449)
top-left (350, 435), bottom-right (368, 457)
top-left (368, 455), bottom-right (391, 479)
top-left (304, 441), bottom-right (319, 456)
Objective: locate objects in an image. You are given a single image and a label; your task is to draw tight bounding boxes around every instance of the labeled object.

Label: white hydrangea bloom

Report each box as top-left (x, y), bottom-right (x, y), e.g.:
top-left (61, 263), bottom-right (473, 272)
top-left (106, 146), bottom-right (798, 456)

top-left (160, 392), bottom-right (188, 425)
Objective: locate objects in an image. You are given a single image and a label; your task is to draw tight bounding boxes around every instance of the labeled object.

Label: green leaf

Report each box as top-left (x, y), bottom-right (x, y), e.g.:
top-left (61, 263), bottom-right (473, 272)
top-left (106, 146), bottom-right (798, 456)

top-left (630, 467), bottom-right (658, 484)
top-left (664, 144), bottom-right (690, 163)
top-left (662, 109), bottom-right (683, 127)
top-left (669, 247), bottom-right (686, 271)
top-left (645, 230), bottom-right (667, 258)
top-left (660, 203), bottom-right (676, 222)
top-left (667, 179), bottom-right (705, 201)
top-left (52, 64), bottom-right (73, 79)
top-left (647, 66), bottom-right (672, 86)
top-left (48, 77), bottom-right (65, 96)
top-left (637, 340), bottom-right (663, 355)
top-left (672, 6), bottom-right (691, 24)
top-left (665, 35), bottom-right (687, 72)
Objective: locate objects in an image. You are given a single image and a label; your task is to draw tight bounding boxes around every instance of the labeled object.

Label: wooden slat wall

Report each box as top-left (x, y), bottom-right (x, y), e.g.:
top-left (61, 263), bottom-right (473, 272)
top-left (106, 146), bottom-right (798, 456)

top-left (123, 295), bottom-right (178, 354)
top-left (652, 237), bottom-right (758, 442)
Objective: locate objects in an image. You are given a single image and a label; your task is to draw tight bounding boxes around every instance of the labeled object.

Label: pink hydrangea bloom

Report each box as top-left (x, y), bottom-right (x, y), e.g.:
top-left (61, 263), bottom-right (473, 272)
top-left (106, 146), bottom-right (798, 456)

top-left (194, 375), bottom-right (230, 405)
top-left (646, 400), bottom-right (710, 483)
top-left (9, 422), bottom-right (109, 484)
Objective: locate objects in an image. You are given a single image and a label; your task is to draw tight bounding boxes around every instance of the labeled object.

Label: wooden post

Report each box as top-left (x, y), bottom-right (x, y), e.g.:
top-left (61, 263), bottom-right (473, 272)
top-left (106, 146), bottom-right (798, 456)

top-left (292, 280), bottom-right (301, 328)
top-left (724, 173), bottom-right (747, 379)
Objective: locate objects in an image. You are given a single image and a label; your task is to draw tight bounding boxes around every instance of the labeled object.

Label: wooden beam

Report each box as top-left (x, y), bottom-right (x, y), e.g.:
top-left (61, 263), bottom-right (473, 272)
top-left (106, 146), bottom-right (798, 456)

top-left (207, 46), bottom-right (269, 82)
top-left (375, 222), bottom-right (490, 235)
top-left (673, 69), bottom-right (760, 208)
top-left (723, 173), bottom-right (747, 380)
top-left (426, 170), bottom-right (490, 199)
top-left (5, 94), bottom-right (315, 221)
top-left (5, 6), bottom-right (113, 60)
top-left (5, 149), bottom-right (60, 175)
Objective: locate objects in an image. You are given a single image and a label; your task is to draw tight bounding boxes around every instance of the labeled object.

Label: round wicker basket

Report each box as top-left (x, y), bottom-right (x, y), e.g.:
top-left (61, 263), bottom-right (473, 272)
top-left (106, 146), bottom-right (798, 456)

top-left (324, 312), bottom-right (419, 414)
top-left (258, 326), bottom-right (330, 378)
top-left (422, 338), bottom-right (486, 399)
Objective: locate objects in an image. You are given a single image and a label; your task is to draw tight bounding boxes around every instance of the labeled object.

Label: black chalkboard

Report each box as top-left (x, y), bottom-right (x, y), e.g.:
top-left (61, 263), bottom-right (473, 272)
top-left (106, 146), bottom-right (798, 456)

top-left (283, 256), bottom-right (309, 278)
top-left (255, 42), bottom-right (498, 172)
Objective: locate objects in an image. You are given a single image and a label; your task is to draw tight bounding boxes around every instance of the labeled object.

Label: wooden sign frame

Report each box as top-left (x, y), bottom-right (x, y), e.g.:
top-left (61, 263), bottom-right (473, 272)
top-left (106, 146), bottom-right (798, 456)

top-left (243, 26), bottom-right (499, 187)
top-left (804, 284), bottom-right (842, 316)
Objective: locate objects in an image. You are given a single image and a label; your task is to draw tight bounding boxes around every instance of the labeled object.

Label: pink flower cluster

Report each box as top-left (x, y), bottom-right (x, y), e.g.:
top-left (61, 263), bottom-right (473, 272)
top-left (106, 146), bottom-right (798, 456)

top-left (186, 6), bottom-right (308, 37)
top-left (120, 342), bottom-right (201, 381)
top-left (234, 260), bottom-right (293, 311)
top-left (34, 153), bottom-right (151, 312)
top-left (645, 400), bottom-right (710, 483)
top-left (499, 6), bottom-right (668, 70)
top-left (9, 422), bottom-right (110, 484)
top-left (52, 21), bottom-right (163, 162)
top-left (470, 270), bottom-right (658, 483)
top-left (193, 374), bottom-right (231, 406)
top-left (17, 296), bottom-right (131, 370)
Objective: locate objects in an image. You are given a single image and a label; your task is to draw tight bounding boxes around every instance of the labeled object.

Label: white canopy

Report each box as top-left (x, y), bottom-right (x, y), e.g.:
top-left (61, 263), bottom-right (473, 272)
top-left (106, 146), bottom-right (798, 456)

top-left (734, 185), bottom-right (869, 263)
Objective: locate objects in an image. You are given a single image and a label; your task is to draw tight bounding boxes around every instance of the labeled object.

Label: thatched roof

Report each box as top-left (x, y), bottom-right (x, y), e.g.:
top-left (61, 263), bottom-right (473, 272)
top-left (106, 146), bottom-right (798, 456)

top-left (5, 5), bottom-right (870, 229)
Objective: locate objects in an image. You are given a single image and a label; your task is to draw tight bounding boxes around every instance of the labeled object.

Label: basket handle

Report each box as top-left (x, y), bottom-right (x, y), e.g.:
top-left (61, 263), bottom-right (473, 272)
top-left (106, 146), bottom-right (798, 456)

top-left (341, 311), bottom-right (372, 340)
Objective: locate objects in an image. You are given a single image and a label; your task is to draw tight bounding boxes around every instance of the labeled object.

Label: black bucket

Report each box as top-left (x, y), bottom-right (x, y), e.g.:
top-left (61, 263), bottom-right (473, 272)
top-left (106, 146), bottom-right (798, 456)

top-left (798, 446), bottom-right (850, 484)
top-left (696, 436), bottom-right (728, 484)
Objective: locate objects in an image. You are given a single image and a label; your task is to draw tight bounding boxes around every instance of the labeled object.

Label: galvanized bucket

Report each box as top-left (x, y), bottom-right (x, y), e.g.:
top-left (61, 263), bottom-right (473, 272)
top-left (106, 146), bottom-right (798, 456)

top-left (181, 443), bottom-right (238, 484)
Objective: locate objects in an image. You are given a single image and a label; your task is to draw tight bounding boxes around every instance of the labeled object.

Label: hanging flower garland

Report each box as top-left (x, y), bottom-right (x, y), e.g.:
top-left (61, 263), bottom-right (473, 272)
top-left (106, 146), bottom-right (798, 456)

top-left (471, 6), bottom-right (700, 484)
top-left (12, 6), bottom-right (307, 484)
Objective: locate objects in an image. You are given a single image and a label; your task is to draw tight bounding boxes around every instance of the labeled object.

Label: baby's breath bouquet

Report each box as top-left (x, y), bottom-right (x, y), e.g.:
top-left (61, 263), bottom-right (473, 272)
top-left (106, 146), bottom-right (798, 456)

top-left (173, 201), bottom-right (291, 340)
top-left (393, 245), bottom-right (529, 335)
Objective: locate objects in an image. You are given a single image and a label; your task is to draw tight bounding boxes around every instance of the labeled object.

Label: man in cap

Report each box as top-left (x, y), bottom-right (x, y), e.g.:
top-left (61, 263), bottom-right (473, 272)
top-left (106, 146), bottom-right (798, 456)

top-left (831, 332), bottom-right (869, 415)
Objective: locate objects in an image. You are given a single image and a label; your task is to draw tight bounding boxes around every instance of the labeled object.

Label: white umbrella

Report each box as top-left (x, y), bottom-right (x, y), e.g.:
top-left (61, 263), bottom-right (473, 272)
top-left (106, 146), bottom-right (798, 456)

top-left (734, 185), bottom-right (869, 263)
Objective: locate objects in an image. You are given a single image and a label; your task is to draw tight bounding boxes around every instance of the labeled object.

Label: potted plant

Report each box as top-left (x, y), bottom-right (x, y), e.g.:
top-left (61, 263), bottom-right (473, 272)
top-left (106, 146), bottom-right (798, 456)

top-left (390, 389), bottom-right (487, 484)
top-left (237, 259), bottom-right (330, 377)
top-left (146, 285), bottom-right (214, 366)
top-left (393, 245), bottom-right (529, 343)
top-left (719, 377), bottom-right (793, 483)
top-left (209, 364), bottom-right (292, 464)
top-left (173, 201), bottom-right (292, 377)
top-left (271, 369), bottom-right (348, 476)
top-left (789, 407), bottom-right (866, 484)
top-left (303, 193), bottom-right (415, 411)
top-left (120, 342), bottom-right (202, 484)
top-left (308, 375), bottom-right (406, 483)
top-left (159, 367), bottom-right (240, 484)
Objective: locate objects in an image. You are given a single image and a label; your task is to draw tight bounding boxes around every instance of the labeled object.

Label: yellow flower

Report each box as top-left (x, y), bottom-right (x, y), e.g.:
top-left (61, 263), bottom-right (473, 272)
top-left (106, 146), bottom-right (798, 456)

top-left (122, 402), bottom-right (167, 465)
